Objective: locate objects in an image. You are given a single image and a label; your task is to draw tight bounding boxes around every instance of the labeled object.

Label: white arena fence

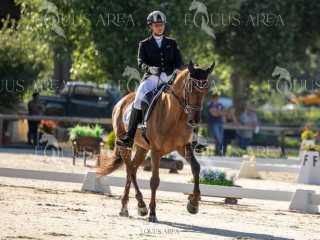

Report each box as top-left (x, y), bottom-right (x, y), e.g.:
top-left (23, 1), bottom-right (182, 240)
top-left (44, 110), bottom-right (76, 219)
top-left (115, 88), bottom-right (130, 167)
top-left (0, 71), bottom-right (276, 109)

top-left (0, 167), bottom-right (318, 214)
top-left (196, 156), bottom-right (300, 173)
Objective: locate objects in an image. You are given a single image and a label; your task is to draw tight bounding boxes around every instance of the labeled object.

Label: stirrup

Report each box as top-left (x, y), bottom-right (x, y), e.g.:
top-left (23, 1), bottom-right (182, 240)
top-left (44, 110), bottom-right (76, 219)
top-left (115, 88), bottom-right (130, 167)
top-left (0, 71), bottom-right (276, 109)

top-left (116, 136), bottom-right (134, 148)
top-left (192, 142), bottom-right (207, 153)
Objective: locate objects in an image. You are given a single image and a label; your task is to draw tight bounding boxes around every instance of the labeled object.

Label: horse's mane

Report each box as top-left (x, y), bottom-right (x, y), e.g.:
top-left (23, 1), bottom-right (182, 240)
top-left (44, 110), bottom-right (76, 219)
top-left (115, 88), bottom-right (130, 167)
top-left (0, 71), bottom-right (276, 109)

top-left (174, 68), bottom-right (189, 86)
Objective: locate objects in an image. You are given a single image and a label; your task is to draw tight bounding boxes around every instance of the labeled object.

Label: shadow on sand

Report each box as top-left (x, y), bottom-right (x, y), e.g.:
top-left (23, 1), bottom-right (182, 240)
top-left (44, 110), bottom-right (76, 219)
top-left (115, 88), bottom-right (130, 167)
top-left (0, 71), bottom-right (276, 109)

top-left (157, 220), bottom-right (294, 240)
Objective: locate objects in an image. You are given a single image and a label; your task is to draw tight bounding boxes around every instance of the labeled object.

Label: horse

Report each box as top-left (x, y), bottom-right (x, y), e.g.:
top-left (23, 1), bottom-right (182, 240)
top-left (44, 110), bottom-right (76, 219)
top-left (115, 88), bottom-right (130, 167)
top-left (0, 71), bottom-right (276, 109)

top-left (97, 60), bottom-right (215, 222)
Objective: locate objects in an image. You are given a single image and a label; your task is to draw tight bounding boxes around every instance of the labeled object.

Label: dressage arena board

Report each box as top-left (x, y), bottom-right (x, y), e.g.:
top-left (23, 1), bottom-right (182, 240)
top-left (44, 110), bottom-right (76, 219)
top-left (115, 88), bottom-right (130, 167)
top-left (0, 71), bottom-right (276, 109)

top-left (0, 167), bottom-right (319, 213)
top-left (196, 156), bottom-right (300, 173)
top-left (196, 155), bottom-right (301, 165)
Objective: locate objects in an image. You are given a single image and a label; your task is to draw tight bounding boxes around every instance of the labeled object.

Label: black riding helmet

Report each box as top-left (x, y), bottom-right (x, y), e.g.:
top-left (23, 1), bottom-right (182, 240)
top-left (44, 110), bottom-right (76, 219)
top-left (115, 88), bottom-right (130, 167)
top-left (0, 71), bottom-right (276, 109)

top-left (147, 10), bottom-right (166, 25)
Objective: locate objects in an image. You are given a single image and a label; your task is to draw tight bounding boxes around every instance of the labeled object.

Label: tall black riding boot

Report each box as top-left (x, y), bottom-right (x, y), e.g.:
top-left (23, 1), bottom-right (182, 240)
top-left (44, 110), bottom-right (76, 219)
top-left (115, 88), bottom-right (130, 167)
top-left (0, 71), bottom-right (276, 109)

top-left (116, 107), bottom-right (142, 148)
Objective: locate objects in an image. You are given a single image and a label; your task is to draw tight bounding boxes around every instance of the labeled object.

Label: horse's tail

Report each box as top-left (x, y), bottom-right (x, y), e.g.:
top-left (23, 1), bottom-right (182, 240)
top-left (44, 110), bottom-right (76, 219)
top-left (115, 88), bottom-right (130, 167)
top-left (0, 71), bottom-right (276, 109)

top-left (96, 146), bottom-right (123, 176)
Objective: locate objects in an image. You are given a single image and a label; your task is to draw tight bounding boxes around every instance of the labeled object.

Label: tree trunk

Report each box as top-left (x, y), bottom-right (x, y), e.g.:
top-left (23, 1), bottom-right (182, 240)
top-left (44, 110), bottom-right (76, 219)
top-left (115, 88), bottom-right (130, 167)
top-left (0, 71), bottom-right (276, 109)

top-left (0, 119), bottom-right (3, 146)
top-left (231, 71), bottom-right (250, 118)
top-left (53, 47), bottom-right (72, 94)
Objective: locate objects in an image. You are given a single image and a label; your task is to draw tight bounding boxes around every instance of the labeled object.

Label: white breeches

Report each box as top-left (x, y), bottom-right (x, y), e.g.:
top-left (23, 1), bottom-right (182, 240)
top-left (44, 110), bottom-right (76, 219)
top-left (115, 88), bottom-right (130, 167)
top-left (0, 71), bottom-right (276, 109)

top-left (133, 72), bottom-right (173, 109)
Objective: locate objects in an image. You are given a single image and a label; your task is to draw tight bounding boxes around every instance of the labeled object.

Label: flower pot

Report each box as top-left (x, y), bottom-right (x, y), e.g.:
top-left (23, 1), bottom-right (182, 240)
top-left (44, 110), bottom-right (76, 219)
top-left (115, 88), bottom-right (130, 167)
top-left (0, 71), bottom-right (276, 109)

top-left (300, 139), bottom-right (315, 149)
top-left (72, 136), bottom-right (103, 166)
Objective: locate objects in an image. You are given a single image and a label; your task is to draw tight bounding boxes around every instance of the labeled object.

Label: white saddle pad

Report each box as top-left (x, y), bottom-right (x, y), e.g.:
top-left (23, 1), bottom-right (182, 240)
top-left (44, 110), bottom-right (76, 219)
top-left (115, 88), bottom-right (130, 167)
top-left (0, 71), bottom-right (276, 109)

top-left (123, 102), bottom-right (133, 126)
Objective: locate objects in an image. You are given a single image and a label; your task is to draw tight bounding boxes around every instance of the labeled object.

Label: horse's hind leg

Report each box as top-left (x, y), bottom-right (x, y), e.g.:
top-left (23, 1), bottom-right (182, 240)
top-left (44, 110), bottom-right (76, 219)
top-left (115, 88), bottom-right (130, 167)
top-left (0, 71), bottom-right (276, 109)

top-left (119, 148), bottom-right (132, 217)
top-left (177, 144), bottom-right (201, 214)
top-left (148, 150), bottom-right (161, 222)
top-left (130, 146), bottom-right (148, 216)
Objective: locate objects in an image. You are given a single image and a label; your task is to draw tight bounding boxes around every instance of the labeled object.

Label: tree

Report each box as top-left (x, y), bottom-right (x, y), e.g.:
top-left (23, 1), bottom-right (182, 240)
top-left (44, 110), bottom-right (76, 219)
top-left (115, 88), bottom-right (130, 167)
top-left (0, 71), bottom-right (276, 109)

top-left (13, 0), bottom-right (106, 94)
top-left (0, 19), bottom-right (44, 111)
top-left (214, 0), bottom-right (320, 114)
top-left (76, 0), bottom-right (238, 92)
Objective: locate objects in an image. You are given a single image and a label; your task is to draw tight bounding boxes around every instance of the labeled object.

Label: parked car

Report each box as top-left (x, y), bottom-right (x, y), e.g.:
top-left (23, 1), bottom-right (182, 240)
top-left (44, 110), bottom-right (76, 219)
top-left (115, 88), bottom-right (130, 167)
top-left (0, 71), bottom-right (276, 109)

top-left (39, 82), bottom-right (121, 118)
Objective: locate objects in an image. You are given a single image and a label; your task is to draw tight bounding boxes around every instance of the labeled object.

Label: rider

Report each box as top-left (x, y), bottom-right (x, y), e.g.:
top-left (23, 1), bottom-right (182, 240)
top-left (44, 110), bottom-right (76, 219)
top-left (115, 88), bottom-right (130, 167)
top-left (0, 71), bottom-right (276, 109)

top-left (116, 10), bottom-right (206, 152)
top-left (116, 10), bottom-right (182, 148)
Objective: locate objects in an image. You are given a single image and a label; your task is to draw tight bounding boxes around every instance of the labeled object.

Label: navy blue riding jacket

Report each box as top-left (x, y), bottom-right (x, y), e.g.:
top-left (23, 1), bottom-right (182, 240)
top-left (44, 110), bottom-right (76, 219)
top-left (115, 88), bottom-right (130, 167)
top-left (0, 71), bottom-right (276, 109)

top-left (137, 35), bottom-right (183, 81)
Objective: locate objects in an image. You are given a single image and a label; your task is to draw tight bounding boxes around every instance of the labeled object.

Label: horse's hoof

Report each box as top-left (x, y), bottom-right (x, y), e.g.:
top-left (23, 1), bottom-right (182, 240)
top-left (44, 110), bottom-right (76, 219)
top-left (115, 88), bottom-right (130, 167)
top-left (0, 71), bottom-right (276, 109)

top-left (187, 201), bottom-right (199, 214)
top-left (148, 215), bottom-right (158, 223)
top-left (119, 208), bottom-right (129, 217)
top-left (225, 197), bottom-right (238, 205)
top-left (137, 206), bottom-right (148, 216)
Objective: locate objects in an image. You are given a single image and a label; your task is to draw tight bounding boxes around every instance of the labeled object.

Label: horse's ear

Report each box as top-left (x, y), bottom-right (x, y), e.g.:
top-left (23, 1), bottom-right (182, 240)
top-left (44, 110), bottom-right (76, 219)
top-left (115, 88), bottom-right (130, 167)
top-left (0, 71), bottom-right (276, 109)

top-left (188, 60), bottom-right (195, 73)
top-left (207, 61), bottom-right (215, 74)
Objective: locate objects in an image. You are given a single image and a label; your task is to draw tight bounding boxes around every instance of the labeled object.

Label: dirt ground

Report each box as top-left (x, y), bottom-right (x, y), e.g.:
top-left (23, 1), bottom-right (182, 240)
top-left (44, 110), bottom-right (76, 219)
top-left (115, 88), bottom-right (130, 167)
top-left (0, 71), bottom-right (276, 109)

top-left (0, 148), bottom-right (320, 240)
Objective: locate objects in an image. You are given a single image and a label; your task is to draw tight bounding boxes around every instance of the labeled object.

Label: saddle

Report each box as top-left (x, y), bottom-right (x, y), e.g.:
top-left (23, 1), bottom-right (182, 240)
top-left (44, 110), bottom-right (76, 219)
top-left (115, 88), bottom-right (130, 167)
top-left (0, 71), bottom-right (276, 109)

top-left (139, 82), bottom-right (170, 144)
top-left (141, 70), bottom-right (178, 125)
top-left (141, 83), bottom-right (169, 122)
top-left (123, 71), bottom-right (177, 144)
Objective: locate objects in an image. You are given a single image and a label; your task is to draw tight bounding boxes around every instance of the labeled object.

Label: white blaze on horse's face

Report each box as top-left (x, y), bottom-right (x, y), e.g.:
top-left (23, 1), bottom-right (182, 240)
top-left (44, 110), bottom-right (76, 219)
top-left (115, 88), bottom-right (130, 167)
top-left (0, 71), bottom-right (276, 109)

top-left (186, 61), bottom-right (215, 127)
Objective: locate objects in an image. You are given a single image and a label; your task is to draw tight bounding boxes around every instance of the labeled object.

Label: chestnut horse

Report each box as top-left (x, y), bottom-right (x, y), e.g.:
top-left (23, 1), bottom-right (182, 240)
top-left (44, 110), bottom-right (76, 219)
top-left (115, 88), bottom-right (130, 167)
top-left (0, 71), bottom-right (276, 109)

top-left (98, 61), bottom-right (215, 222)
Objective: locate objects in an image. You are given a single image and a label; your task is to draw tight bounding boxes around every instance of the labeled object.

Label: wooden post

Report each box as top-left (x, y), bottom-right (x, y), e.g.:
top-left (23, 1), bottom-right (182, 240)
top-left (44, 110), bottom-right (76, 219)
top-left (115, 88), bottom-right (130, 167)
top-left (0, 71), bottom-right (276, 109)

top-left (280, 130), bottom-right (286, 158)
top-left (0, 119), bottom-right (3, 145)
top-left (143, 156), bottom-right (184, 172)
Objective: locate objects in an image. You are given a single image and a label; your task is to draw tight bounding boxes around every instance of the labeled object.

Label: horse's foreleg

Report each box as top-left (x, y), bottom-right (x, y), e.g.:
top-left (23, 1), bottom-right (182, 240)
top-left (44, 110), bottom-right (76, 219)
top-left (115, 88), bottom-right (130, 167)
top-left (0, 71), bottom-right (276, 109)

top-left (130, 146), bottom-right (148, 216)
top-left (119, 148), bottom-right (132, 217)
top-left (148, 150), bottom-right (161, 222)
top-left (178, 144), bottom-right (201, 214)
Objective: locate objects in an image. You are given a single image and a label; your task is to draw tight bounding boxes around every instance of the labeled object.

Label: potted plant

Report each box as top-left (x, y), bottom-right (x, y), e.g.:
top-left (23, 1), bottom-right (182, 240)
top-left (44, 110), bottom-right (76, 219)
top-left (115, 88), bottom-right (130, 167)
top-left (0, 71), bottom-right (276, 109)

top-left (192, 168), bottom-right (240, 204)
top-left (199, 168), bottom-right (235, 186)
top-left (300, 127), bottom-right (318, 148)
top-left (40, 120), bottom-right (58, 134)
top-left (105, 130), bottom-right (116, 150)
top-left (69, 124), bottom-right (104, 166)
top-left (300, 144), bottom-right (320, 152)
top-left (300, 127), bottom-right (318, 158)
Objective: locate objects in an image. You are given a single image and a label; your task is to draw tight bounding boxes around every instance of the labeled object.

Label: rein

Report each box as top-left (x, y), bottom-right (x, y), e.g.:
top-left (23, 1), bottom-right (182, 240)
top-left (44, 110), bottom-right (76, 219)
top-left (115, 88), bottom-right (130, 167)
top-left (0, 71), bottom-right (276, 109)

top-left (168, 72), bottom-right (209, 114)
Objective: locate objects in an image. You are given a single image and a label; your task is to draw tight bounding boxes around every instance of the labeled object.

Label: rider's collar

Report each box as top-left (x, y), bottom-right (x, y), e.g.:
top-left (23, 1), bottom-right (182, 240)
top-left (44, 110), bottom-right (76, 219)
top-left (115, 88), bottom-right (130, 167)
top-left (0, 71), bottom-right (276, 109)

top-left (152, 34), bottom-right (163, 48)
top-left (152, 34), bottom-right (163, 40)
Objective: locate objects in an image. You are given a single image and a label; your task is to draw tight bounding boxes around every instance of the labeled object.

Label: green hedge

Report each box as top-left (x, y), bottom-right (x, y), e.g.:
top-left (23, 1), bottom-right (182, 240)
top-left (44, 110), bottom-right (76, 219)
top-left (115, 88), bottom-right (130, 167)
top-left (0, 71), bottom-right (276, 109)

top-left (69, 124), bottom-right (104, 140)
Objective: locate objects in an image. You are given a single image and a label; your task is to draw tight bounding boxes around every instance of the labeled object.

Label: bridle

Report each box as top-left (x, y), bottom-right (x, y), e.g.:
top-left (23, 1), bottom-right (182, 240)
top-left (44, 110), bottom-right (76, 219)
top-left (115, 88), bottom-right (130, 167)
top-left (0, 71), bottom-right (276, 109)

top-left (169, 72), bottom-right (210, 114)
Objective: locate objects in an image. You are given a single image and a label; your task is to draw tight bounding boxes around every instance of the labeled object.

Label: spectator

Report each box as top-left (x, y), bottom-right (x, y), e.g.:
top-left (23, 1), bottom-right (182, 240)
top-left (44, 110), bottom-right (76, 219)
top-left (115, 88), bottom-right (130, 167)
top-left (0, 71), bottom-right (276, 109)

top-left (27, 92), bottom-right (44, 146)
top-left (237, 104), bottom-right (259, 150)
top-left (208, 93), bottom-right (225, 156)
top-left (222, 107), bottom-right (239, 155)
